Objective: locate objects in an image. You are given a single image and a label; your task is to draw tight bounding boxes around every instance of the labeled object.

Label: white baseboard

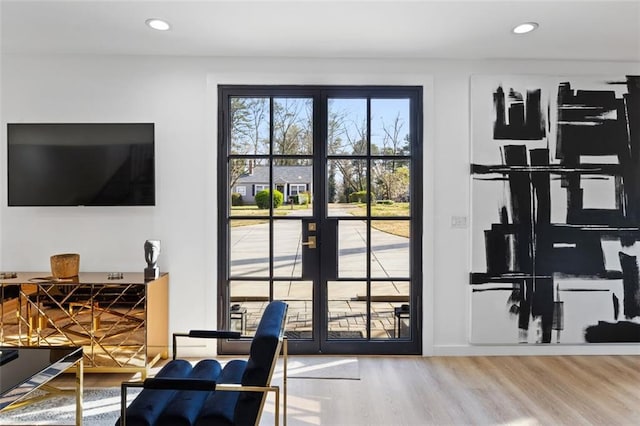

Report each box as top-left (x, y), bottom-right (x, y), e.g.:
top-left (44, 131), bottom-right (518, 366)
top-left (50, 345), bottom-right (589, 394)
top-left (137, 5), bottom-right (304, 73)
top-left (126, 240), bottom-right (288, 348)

top-left (431, 344), bottom-right (640, 356)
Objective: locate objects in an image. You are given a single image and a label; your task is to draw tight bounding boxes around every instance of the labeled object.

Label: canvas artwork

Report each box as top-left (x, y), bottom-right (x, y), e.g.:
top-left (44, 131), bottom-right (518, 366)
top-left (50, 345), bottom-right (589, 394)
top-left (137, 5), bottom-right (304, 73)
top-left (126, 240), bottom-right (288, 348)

top-left (470, 75), bottom-right (640, 344)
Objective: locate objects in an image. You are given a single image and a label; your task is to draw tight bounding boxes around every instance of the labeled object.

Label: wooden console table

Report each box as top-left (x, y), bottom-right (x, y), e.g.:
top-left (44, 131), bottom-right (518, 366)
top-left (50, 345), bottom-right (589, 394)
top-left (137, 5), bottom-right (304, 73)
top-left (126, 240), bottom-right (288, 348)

top-left (0, 272), bottom-right (168, 378)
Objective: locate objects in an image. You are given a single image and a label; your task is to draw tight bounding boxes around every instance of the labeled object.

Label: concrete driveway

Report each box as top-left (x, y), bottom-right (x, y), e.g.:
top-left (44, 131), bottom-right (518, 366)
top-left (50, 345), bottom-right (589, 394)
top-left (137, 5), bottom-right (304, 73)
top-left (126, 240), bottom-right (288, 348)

top-left (227, 210), bottom-right (412, 339)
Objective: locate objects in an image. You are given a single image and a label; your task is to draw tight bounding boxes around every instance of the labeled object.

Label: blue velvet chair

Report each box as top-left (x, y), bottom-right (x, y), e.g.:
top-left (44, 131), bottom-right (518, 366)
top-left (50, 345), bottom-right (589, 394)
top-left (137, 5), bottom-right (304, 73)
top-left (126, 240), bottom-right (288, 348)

top-left (118, 300), bottom-right (288, 426)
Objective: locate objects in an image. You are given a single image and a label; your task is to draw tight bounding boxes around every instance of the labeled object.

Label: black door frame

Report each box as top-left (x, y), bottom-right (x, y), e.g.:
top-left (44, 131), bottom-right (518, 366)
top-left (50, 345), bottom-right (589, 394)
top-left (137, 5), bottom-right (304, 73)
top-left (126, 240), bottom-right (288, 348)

top-left (217, 85), bottom-right (423, 355)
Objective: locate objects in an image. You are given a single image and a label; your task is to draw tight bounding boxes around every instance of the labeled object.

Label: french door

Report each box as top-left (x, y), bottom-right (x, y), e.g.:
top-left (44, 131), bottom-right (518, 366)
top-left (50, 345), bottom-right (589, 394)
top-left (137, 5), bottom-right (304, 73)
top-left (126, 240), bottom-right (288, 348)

top-left (218, 86), bottom-right (422, 354)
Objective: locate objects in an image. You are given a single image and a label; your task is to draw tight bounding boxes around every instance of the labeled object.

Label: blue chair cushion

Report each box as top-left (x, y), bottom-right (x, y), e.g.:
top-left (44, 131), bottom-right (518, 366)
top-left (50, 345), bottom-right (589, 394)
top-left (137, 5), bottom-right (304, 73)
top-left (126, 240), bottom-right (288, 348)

top-left (120, 359), bottom-right (193, 426)
top-left (156, 359), bottom-right (222, 426)
top-left (195, 359), bottom-right (247, 426)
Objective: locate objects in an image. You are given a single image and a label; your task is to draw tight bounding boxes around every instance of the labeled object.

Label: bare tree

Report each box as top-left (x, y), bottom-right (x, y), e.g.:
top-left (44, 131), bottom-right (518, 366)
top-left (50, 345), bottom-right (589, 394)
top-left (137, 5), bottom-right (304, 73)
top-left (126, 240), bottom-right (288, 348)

top-left (380, 112), bottom-right (406, 155)
top-left (229, 98), bottom-right (269, 191)
top-left (230, 98), bottom-right (268, 155)
top-left (327, 103), bottom-right (349, 201)
top-left (273, 98), bottom-right (312, 164)
top-left (379, 112), bottom-right (410, 171)
top-left (327, 100), bottom-right (348, 154)
top-left (331, 118), bottom-right (369, 201)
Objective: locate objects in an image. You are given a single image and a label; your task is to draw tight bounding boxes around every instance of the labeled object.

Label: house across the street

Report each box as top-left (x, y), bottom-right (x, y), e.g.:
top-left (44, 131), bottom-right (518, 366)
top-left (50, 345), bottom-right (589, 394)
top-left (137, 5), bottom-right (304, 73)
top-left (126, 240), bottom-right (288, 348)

top-left (234, 165), bottom-right (313, 204)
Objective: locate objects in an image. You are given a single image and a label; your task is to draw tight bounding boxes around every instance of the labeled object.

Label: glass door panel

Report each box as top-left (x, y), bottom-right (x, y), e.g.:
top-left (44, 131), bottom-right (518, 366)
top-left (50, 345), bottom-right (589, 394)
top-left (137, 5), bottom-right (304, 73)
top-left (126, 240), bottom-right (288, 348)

top-left (371, 160), bottom-right (411, 207)
top-left (274, 280), bottom-right (313, 339)
top-left (273, 220), bottom-right (302, 279)
top-left (272, 158), bottom-right (313, 217)
top-left (370, 220), bottom-right (410, 278)
top-left (338, 220), bottom-right (368, 278)
top-left (327, 159), bottom-right (368, 217)
top-left (229, 280), bottom-right (270, 338)
top-left (371, 281), bottom-right (411, 340)
top-left (273, 98), bottom-right (313, 156)
top-left (229, 219), bottom-right (270, 278)
top-left (327, 281), bottom-right (367, 339)
top-left (327, 98), bottom-right (367, 156)
top-left (370, 98), bottom-right (411, 156)
top-left (230, 97), bottom-right (270, 156)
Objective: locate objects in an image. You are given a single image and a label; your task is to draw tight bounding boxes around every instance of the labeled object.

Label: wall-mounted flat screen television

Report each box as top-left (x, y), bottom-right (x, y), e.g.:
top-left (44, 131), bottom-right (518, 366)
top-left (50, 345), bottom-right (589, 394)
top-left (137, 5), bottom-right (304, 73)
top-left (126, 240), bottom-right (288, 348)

top-left (7, 123), bottom-right (155, 206)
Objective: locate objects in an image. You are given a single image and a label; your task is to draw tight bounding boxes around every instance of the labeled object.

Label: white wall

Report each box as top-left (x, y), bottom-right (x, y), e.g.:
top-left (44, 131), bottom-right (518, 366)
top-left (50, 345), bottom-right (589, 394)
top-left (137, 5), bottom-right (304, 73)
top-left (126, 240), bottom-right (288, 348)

top-left (0, 4), bottom-right (3, 270)
top-left (1, 54), bottom-right (638, 355)
top-left (0, 55), bottom-right (213, 337)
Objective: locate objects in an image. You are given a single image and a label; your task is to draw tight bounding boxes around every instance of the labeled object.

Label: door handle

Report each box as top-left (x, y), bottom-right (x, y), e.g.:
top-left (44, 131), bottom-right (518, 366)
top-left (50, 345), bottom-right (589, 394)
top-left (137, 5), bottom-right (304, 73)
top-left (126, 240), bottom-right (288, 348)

top-left (301, 235), bottom-right (317, 249)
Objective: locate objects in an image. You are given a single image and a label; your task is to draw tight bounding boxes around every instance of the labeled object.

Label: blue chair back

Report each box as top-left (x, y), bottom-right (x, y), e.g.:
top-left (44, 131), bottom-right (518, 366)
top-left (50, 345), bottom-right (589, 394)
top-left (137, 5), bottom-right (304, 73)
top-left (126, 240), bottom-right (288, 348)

top-left (234, 300), bottom-right (287, 424)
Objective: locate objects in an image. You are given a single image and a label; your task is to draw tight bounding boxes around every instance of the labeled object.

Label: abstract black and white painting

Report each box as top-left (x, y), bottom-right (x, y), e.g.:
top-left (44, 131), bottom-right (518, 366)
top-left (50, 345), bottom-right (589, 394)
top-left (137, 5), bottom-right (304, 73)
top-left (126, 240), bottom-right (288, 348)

top-left (470, 75), bottom-right (640, 344)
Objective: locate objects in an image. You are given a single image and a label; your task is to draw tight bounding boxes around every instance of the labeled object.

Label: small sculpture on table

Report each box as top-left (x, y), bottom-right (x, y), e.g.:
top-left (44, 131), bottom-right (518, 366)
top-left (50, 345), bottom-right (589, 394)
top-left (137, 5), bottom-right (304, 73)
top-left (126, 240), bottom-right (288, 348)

top-left (144, 240), bottom-right (161, 281)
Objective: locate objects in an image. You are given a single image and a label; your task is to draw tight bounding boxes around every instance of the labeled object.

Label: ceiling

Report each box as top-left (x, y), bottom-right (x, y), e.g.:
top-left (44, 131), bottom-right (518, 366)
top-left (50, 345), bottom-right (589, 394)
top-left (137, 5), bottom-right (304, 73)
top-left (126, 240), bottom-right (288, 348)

top-left (1, 0), bottom-right (639, 61)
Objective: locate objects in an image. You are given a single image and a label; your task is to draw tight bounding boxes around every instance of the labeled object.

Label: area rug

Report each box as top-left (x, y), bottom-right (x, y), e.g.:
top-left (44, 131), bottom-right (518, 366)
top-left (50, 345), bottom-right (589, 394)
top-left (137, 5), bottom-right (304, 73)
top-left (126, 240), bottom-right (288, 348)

top-left (0, 387), bottom-right (141, 425)
top-left (282, 356), bottom-right (360, 380)
top-left (0, 358), bottom-right (359, 424)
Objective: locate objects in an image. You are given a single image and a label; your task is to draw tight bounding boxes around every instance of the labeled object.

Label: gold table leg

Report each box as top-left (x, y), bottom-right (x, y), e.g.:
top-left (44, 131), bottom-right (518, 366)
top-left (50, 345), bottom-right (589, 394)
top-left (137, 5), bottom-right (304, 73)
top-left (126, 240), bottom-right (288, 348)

top-left (76, 359), bottom-right (83, 426)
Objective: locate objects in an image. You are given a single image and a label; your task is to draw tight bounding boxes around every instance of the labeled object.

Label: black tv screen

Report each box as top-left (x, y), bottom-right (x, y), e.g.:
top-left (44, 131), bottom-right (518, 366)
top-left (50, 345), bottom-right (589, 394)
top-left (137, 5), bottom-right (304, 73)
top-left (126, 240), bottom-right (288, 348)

top-left (8, 123), bottom-right (155, 206)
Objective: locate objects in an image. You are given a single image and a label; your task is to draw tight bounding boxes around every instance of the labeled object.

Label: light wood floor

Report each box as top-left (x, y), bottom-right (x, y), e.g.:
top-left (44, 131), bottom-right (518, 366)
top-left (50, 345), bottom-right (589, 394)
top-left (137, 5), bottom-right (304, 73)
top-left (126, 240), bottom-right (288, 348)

top-left (55, 355), bottom-right (639, 425)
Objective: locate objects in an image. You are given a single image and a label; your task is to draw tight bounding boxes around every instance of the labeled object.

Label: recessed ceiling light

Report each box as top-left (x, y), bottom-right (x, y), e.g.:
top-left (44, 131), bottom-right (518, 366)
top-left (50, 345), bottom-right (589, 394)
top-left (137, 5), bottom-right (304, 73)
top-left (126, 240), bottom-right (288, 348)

top-left (145, 18), bottom-right (171, 31)
top-left (512, 22), bottom-right (539, 34)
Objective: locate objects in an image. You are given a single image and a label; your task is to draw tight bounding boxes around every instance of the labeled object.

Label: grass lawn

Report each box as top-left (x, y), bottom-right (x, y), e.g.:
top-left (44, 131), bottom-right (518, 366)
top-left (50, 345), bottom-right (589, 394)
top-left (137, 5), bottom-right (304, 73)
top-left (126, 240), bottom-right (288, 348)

top-left (229, 202), bottom-right (410, 238)
top-left (230, 204), bottom-right (312, 226)
top-left (352, 202), bottom-right (410, 217)
top-left (353, 203), bottom-right (410, 238)
top-left (370, 220), bottom-right (410, 238)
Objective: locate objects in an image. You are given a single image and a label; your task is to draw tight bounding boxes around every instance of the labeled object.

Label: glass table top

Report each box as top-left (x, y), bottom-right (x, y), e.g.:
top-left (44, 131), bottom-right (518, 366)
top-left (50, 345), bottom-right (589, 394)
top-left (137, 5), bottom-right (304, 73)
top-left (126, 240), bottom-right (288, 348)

top-left (0, 346), bottom-right (82, 410)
